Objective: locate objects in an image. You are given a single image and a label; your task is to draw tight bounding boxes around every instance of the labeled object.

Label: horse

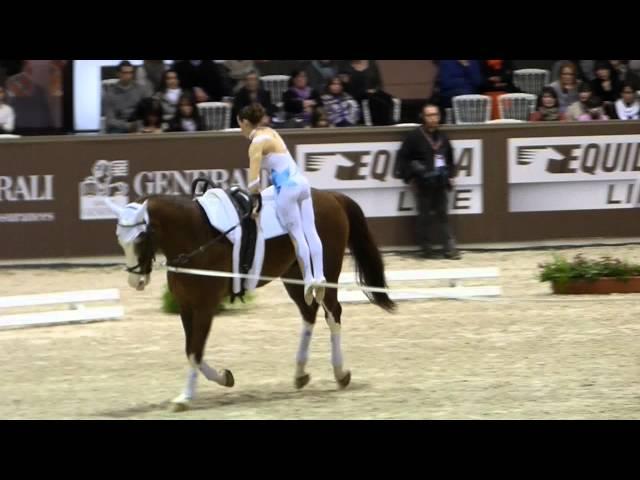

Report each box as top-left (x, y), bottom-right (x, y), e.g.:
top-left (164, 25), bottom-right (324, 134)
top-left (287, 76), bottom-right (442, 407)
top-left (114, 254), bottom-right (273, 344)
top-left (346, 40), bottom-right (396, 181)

top-left (106, 187), bottom-right (395, 411)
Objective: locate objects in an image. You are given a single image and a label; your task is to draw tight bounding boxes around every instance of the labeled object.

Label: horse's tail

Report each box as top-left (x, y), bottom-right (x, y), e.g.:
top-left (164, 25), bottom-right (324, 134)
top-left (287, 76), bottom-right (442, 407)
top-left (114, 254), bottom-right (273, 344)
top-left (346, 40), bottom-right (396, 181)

top-left (335, 193), bottom-right (396, 312)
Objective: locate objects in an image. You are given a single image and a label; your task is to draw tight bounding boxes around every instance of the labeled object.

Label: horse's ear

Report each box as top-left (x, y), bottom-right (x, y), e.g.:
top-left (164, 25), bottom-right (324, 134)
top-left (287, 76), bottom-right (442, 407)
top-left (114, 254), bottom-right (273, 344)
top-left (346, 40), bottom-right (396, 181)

top-left (135, 200), bottom-right (149, 223)
top-left (103, 196), bottom-right (124, 217)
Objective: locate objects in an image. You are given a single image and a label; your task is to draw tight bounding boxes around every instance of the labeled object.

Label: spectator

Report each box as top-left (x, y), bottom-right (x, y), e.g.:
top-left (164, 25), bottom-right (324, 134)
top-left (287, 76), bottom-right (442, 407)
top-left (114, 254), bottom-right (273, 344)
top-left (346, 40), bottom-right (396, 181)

top-left (136, 97), bottom-right (165, 134)
top-left (154, 69), bottom-right (183, 123)
top-left (103, 61), bottom-right (146, 134)
top-left (5, 60), bottom-right (52, 132)
top-left (591, 61), bottom-right (621, 104)
top-left (306, 60), bottom-right (339, 93)
top-left (481, 60), bottom-right (516, 93)
top-left (609, 61), bottom-right (640, 92)
top-left (394, 103), bottom-right (460, 260)
top-left (577, 96), bottom-right (609, 121)
top-left (529, 86), bottom-right (567, 121)
top-left (312, 107), bottom-right (330, 128)
top-left (136, 60), bottom-right (166, 97)
top-left (549, 62), bottom-right (581, 113)
top-left (0, 85), bottom-right (15, 133)
top-left (566, 83), bottom-right (596, 121)
top-left (435, 60), bottom-right (483, 110)
top-left (480, 59), bottom-right (517, 119)
top-left (551, 60), bottom-right (588, 82)
top-left (172, 60), bottom-right (231, 103)
top-left (231, 70), bottom-right (276, 127)
top-left (340, 60), bottom-right (395, 125)
top-left (320, 76), bottom-right (360, 127)
top-left (611, 82), bottom-right (640, 120)
top-left (282, 69), bottom-right (322, 127)
top-left (224, 60), bottom-right (258, 94)
top-left (339, 60), bottom-right (383, 101)
top-left (167, 91), bottom-right (204, 132)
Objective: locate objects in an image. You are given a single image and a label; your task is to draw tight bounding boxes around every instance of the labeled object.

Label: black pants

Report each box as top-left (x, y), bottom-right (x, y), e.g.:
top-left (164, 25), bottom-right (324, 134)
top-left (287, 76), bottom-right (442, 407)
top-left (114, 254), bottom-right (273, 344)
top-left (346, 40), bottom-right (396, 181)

top-left (414, 185), bottom-right (456, 252)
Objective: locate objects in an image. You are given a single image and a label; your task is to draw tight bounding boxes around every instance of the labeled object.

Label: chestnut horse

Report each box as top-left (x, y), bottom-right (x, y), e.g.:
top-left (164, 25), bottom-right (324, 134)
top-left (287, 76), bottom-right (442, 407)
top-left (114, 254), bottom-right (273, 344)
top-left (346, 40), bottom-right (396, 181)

top-left (107, 188), bottom-right (395, 411)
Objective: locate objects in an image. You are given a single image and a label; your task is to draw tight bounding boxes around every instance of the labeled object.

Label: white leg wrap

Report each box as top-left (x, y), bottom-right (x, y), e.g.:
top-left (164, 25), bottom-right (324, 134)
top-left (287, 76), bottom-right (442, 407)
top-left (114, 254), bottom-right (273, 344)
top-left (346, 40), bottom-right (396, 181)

top-left (183, 367), bottom-right (199, 401)
top-left (331, 333), bottom-right (344, 371)
top-left (326, 312), bottom-right (345, 378)
top-left (296, 321), bottom-right (314, 376)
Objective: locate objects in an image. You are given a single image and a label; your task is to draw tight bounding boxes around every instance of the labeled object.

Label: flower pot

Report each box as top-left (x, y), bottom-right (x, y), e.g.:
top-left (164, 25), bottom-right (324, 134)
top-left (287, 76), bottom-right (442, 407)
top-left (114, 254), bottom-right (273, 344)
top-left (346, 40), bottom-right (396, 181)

top-left (551, 276), bottom-right (640, 294)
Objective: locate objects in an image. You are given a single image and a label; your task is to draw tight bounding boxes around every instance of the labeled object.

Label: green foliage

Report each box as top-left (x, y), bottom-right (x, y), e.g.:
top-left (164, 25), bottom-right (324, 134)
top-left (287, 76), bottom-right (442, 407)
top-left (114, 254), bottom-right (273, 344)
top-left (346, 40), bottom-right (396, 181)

top-left (161, 285), bottom-right (255, 315)
top-left (538, 254), bottom-right (640, 284)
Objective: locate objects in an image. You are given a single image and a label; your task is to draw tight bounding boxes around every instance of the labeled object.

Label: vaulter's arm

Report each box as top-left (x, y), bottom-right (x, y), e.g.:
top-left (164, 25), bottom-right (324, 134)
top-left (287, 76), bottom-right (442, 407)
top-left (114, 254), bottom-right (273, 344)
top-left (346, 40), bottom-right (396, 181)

top-left (247, 141), bottom-right (265, 194)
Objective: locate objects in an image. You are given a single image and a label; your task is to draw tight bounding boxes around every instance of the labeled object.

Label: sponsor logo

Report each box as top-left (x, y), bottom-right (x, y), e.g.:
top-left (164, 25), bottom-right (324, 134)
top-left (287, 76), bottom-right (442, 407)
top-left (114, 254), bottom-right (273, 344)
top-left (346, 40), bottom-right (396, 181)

top-left (79, 160), bottom-right (129, 220)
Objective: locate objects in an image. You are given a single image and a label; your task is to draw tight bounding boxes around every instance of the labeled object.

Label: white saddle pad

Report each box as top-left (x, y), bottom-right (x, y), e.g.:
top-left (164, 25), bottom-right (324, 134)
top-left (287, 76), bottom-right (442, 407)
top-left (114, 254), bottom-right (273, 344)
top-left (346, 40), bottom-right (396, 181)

top-left (195, 186), bottom-right (287, 241)
top-left (194, 187), bottom-right (287, 295)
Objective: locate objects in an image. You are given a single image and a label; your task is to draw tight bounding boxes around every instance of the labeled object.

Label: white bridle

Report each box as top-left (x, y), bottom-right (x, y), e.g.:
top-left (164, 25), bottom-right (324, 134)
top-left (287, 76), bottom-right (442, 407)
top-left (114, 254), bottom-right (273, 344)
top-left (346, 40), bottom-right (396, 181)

top-left (104, 197), bottom-right (152, 290)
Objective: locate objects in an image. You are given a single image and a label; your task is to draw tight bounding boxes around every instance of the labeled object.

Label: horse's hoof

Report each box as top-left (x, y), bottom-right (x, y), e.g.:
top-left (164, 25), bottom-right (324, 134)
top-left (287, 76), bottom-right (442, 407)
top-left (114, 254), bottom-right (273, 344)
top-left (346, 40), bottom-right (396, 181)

top-left (170, 394), bottom-right (191, 412)
top-left (336, 370), bottom-right (351, 389)
top-left (295, 373), bottom-right (311, 389)
top-left (223, 369), bottom-right (235, 388)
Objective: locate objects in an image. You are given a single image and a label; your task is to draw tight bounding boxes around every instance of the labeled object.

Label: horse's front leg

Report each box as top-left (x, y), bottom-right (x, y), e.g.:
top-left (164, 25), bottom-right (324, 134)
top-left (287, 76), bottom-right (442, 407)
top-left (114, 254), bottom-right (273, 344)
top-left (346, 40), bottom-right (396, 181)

top-left (171, 307), bottom-right (234, 412)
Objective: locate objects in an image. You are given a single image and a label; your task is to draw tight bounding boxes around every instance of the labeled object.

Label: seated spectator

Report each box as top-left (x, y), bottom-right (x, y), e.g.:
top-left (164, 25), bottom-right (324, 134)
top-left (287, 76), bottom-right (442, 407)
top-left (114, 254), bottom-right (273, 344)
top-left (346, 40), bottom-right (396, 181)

top-left (312, 107), bottom-right (330, 128)
top-left (282, 69), bottom-right (322, 127)
top-left (136, 60), bottom-right (166, 97)
top-left (611, 82), bottom-right (640, 120)
top-left (577, 96), bottom-right (609, 121)
top-left (135, 97), bottom-right (165, 134)
top-left (167, 92), bottom-right (204, 132)
top-left (231, 70), bottom-right (276, 127)
top-left (591, 61), bottom-right (621, 104)
top-left (224, 60), bottom-right (258, 94)
top-left (480, 59), bottom-right (517, 119)
top-left (566, 83), bottom-right (596, 121)
top-left (306, 60), bottom-right (339, 93)
top-left (435, 60), bottom-right (483, 110)
top-left (549, 62), bottom-right (581, 113)
top-left (103, 61), bottom-right (146, 134)
top-left (609, 61), bottom-right (640, 91)
top-left (172, 60), bottom-right (231, 103)
top-left (154, 69), bottom-right (183, 123)
top-left (0, 85), bottom-right (15, 133)
top-left (320, 76), bottom-right (359, 127)
top-left (529, 87), bottom-right (567, 121)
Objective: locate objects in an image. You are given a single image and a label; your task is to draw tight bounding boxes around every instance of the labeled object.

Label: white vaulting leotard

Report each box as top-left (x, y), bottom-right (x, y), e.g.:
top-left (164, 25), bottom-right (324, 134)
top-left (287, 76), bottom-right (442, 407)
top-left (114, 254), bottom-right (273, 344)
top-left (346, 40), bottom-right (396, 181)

top-left (250, 132), bottom-right (325, 304)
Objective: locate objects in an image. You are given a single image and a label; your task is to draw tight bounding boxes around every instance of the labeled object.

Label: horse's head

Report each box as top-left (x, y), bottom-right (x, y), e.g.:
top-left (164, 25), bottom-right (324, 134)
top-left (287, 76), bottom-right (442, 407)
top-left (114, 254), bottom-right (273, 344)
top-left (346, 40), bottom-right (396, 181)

top-left (104, 197), bottom-right (155, 291)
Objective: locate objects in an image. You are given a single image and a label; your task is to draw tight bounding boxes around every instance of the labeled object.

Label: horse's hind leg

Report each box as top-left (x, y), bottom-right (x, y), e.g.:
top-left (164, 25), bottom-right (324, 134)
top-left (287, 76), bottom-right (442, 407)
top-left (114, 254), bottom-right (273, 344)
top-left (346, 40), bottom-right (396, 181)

top-left (321, 288), bottom-right (351, 389)
top-left (283, 263), bottom-right (320, 389)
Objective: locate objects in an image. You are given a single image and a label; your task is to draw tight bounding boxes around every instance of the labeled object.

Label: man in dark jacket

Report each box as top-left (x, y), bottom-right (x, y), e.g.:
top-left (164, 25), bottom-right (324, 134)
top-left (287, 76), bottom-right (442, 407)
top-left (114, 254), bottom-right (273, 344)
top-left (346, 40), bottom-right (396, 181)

top-left (172, 60), bottom-right (231, 102)
top-left (231, 70), bottom-right (276, 126)
top-left (394, 103), bottom-right (460, 259)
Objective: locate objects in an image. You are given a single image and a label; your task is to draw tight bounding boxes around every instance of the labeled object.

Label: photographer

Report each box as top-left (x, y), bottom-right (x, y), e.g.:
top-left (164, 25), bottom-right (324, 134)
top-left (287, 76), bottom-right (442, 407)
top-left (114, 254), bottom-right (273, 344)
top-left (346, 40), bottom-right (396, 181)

top-left (394, 103), bottom-right (460, 259)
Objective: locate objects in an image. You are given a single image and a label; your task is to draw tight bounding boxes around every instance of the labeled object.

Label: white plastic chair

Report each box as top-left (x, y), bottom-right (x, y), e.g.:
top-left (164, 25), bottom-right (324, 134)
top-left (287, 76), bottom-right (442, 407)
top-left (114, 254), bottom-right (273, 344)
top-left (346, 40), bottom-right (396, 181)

top-left (197, 102), bottom-right (232, 131)
top-left (260, 75), bottom-right (290, 106)
top-left (498, 93), bottom-right (537, 121)
top-left (362, 98), bottom-right (402, 126)
top-left (452, 95), bottom-right (492, 124)
top-left (513, 69), bottom-right (550, 95)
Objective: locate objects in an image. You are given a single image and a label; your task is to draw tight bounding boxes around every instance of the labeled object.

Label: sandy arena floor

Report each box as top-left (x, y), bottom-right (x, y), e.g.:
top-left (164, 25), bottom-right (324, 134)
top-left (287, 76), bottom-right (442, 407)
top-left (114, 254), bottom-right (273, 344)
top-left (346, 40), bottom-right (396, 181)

top-left (1, 245), bottom-right (640, 419)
